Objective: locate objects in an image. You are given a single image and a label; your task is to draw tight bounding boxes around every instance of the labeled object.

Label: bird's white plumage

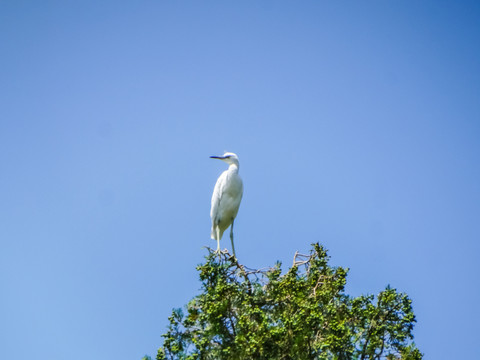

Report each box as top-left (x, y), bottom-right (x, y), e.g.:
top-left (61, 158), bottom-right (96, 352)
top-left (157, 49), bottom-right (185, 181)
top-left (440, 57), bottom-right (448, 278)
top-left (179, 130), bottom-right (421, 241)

top-left (210, 152), bottom-right (243, 255)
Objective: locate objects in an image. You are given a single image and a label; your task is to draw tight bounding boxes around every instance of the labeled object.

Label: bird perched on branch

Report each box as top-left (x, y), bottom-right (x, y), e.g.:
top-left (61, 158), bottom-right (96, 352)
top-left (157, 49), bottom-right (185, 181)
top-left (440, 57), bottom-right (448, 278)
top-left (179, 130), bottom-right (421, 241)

top-left (210, 152), bottom-right (243, 257)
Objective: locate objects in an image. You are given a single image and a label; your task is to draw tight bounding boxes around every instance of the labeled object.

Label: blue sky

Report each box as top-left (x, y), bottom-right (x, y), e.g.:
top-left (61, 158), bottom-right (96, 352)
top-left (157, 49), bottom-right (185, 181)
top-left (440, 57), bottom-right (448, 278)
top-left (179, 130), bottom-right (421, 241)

top-left (1, 1), bottom-right (479, 359)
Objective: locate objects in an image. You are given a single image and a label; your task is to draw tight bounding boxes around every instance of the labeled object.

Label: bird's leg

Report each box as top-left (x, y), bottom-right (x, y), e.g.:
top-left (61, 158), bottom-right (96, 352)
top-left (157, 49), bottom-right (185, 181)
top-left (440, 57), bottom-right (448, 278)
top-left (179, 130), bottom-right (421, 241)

top-left (215, 226), bottom-right (221, 254)
top-left (230, 219), bottom-right (236, 258)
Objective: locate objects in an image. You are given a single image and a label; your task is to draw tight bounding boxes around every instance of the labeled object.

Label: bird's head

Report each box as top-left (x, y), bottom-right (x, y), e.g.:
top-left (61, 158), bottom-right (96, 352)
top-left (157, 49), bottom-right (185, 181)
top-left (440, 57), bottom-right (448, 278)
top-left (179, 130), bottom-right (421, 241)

top-left (210, 152), bottom-right (240, 167)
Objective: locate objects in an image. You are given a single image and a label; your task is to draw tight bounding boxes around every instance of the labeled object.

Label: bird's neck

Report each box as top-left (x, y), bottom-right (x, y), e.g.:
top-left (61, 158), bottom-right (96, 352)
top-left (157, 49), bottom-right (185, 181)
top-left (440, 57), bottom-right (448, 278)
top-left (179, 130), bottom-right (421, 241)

top-left (229, 163), bottom-right (239, 173)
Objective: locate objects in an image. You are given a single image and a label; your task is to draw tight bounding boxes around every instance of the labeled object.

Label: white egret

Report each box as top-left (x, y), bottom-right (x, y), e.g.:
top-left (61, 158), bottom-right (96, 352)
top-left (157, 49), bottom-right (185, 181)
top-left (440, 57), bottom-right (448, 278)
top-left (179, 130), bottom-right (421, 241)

top-left (210, 152), bottom-right (243, 257)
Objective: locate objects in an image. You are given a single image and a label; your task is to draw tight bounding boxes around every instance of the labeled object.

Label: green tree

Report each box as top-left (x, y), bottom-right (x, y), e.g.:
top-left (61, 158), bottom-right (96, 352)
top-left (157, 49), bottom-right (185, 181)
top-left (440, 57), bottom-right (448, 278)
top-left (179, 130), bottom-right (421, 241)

top-left (155, 244), bottom-right (422, 360)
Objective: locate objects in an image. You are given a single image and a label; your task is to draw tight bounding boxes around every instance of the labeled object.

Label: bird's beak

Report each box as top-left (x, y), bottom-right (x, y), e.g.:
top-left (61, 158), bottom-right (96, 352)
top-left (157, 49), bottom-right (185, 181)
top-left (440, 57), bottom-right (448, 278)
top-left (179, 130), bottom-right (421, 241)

top-left (210, 156), bottom-right (224, 159)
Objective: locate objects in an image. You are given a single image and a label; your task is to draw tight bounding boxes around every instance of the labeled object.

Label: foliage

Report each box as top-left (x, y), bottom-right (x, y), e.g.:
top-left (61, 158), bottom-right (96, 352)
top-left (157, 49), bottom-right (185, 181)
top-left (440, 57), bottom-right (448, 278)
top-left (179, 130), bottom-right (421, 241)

top-left (155, 244), bottom-right (422, 360)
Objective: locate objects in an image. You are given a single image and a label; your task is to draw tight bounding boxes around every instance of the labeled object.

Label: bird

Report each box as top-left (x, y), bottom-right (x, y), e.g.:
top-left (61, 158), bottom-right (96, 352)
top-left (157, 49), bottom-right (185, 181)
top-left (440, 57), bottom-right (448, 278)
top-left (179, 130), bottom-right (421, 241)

top-left (210, 152), bottom-right (243, 257)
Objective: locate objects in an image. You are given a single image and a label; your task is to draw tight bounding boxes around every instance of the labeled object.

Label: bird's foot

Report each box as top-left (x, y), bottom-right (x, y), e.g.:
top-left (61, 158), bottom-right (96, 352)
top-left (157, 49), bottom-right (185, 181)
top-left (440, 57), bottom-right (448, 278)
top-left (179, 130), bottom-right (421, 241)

top-left (213, 248), bottom-right (231, 259)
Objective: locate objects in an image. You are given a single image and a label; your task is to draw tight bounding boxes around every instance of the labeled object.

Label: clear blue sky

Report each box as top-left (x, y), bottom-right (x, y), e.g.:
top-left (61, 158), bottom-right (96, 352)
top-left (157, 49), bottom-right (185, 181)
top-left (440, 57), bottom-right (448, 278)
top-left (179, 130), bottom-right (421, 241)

top-left (1, 1), bottom-right (479, 359)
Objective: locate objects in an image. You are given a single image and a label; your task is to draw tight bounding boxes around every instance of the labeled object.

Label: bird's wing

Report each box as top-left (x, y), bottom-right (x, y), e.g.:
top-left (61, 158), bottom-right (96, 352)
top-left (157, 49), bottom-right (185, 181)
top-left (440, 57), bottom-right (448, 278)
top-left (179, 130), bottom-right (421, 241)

top-left (210, 170), bottom-right (228, 223)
